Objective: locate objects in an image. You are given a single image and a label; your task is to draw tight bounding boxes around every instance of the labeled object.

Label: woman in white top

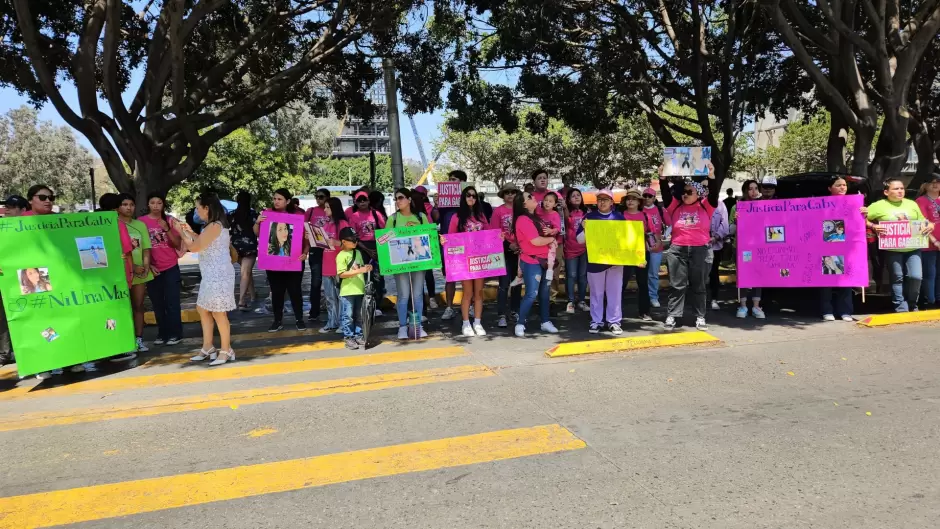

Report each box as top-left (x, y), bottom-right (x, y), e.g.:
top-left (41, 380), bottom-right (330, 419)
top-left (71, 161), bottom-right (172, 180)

top-left (174, 192), bottom-right (237, 365)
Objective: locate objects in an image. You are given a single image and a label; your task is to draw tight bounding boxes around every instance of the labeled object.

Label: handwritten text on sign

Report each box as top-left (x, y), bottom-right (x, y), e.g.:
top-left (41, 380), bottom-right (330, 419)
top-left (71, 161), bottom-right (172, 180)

top-left (443, 230), bottom-right (506, 281)
top-left (437, 181), bottom-right (462, 208)
top-left (736, 195), bottom-right (868, 288)
top-left (584, 219), bottom-right (645, 266)
top-left (878, 221), bottom-right (929, 250)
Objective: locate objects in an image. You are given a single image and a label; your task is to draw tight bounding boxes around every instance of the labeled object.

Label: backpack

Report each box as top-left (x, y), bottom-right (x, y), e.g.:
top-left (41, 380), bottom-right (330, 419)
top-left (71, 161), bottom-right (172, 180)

top-left (390, 211), bottom-right (427, 228)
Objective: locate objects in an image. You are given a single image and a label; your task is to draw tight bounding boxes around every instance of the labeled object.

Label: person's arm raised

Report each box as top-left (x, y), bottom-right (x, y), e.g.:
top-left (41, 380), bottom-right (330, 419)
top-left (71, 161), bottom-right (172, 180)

top-left (186, 222), bottom-right (222, 253)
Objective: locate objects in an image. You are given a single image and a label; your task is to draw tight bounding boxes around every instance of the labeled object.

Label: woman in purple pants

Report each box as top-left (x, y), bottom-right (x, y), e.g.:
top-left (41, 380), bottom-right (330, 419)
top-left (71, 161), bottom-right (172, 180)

top-left (577, 189), bottom-right (626, 335)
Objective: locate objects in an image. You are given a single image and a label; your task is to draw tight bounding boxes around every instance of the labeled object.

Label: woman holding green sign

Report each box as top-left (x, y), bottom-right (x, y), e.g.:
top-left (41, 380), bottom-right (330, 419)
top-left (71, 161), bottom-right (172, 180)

top-left (387, 188), bottom-right (430, 340)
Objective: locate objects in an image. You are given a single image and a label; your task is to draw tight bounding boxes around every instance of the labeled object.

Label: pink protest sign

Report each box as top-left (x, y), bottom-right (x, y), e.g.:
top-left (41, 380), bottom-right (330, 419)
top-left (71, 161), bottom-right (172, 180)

top-left (437, 181), bottom-right (462, 208)
top-left (257, 210), bottom-right (304, 271)
top-left (736, 195), bottom-right (868, 288)
top-left (443, 230), bottom-right (506, 281)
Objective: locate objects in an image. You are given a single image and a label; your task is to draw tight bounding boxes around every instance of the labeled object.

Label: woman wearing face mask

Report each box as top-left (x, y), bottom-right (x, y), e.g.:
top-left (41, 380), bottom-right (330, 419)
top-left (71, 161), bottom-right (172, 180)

top-left (512, 191), bottom-right (559, 337)
top-left (868, 178), bottom-right (936, 312)
top-left (490, 183), bottom-right (522, 327)
top-left (916, 175), bottom-right (940, 307)
top-left (448, 186), bottom-right (490, 337)
top-left (139, 192), bottom-right (183, 346)
top-left (729, 179), bottom-right (765, 319)
top-left (657, 162), bottom-right (718, 330)
top-left (254, 188), bottom-right (309, 332)
top-left (564, 188), bottom-right (590, 314)
top-left (576, 189), bottom-right (625, 333)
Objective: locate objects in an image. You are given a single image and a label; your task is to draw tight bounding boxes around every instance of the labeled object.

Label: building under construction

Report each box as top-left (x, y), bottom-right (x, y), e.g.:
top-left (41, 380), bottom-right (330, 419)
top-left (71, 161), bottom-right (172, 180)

top-left (331, 81), bottom-right (391, 158)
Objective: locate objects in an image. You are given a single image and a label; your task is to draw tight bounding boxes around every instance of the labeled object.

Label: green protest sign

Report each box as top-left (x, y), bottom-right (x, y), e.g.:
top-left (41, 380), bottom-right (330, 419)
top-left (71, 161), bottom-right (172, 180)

top-left (375, 224), bottom-right (442, 275)
top-left (0, 212), bottom-right (135, 376)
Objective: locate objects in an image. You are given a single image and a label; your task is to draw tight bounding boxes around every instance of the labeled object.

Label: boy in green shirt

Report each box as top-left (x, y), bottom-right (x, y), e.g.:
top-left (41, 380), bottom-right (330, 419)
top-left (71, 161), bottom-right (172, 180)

top-left (336, 227), bottom-right (373, 349)
top-left (867, 178), bottom-right (936, 312)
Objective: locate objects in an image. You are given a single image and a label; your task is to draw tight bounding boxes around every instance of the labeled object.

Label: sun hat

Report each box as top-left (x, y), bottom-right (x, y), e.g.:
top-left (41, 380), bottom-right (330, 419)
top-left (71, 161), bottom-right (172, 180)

top-left (498, 183), bottom-right (520, 198)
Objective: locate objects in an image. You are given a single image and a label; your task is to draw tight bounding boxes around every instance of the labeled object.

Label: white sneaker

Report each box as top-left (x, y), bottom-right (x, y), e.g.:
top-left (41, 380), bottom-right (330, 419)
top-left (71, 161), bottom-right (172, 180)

top-left (650, 300), bottom-right (661, 308)
top-left (374, 308), bottom-right (383, 318)
top-left (822, 314), bottom-right (836, 321)
top-left (83, 362), bottom-right (98, 373)
top-left (36, 371), bottom-right (52, 380)
top-left (442, 307), bottom-right (457, 320)
top-left (540, 321), bottom-right (559, 334)
top-left (70, 364), bottom-right (85, 373)
top-left (589, 323), bottom-right (601, 333)
top-left (418, 327), bottom-right (428, 338)
top-left (752, 307), bottom-right (766, 319)
top-left (473, 322), bottom-right (487, 336)
top-left (609, 323), bottom-right (623, 335)
top-left (841, 315), bottom-right (855, 322)
top-left (695, 317), bottom-right (708, 330)
top-left (497, 315), bottom-right (508, 328)
top-left (710, 300), bottom-right (720, 310)
top-left (664, 316), bottom-right (676, 330)
top-left (736, 307), bottom-right (748, 318)
top-left (566, 302), bottom-right (575, 314)
top-left (428, 298), bottom-right (440, 309)
top-left (136, 337), bottom-right (149, 353)
top-left (578, 301), bottom-right (590, 312)
top-left (461, 322), bottom-right (476, 337)
top-left (514, 324), bottom-right (526, 337)
top-left (398, 326), bottom-right (409, 340)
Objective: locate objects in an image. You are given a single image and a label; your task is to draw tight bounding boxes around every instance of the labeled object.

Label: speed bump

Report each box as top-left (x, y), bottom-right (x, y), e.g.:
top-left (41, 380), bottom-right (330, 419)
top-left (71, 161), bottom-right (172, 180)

top-left (546, 331), bottom-right (721, 358)
top-left (857, 309), bottom-right (940, 327)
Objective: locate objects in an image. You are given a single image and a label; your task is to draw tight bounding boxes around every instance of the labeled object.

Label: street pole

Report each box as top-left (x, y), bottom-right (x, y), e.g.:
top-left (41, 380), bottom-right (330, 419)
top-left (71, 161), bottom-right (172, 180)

top-left (382, 58), bottom-right (405, 190)
top-left (89, 167), bottom-right (96, 211)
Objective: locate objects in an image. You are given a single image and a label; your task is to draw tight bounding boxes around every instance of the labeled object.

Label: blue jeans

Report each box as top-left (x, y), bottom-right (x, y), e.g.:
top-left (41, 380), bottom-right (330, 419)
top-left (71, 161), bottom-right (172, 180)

top-left (323, 276), bottom-right (340, 329)
top-left (146, 264), bottom-right (183, 340)
top-left (519, 261), bottom-right (551, 327)
top-left (884, 250), bottom-right (923, 312)
top-left (820, 287), bottom-right (853, 317)
top-left (647, 251), bottom-right (663, 303)
top-left (565, 254), bottom-right (588, 304)
top-left (340, 295), bottom-right (363, 338)
top-left (921, 251), bottom-right (939, 305)
top-left (394, 271), bottom-right (426, 326)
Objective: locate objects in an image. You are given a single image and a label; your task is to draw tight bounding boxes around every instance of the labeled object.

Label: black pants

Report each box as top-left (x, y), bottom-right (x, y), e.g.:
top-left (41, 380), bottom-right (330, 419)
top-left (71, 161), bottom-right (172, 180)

top-left (0, 290), bottom-right (11, 362)
top-left (623, 261), bottom-right (651, 317)
top-left (665, 245), bottom-right (709, 319)
top-left (709, 251), bottom-right (722, 301)
top-left (497, 245), bottom-right (522, 315)
top-left (308, 249), bottom-right (324, 319)
top-left (267, 268), bottom-right (304, 323)
top-left (361, 240), bottom-right (385, 297)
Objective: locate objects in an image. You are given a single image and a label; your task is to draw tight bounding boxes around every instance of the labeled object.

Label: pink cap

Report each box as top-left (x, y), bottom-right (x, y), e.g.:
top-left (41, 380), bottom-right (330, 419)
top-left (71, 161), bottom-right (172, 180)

top-left (597, 188), bottom-right (614, 199)
top-left (354, 191), bottom-right (369, 201)
top-left (642, 187), bottom-right (656, 197)
top-left (414, 185), bottom-right (428, 194)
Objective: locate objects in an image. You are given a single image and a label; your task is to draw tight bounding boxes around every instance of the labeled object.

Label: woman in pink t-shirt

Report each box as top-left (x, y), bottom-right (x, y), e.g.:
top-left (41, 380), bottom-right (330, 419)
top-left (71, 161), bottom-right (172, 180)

top-left (319, 197), bottom-right (349, 333)
top-left (512, 190), bottom-right (560, 337)
top-left (445, 186), bottom-right (490, 337)
top-left (916, 176), bottom-right (940, 305)
top-left (659, 162), bottom-right (717, 331)
top-left (564, 189), bottom-right (589, 314)
top-left (490, 183), bottom-right (521, 327)
top-left (139, 193), bottom-right (184, 346)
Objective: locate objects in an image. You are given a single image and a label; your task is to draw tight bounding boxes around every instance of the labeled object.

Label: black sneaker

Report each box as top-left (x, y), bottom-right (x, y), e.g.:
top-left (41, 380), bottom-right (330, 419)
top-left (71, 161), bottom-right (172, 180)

top-left (0, 355), bottom-right (11, 366)
top-left (344, 338), bottom-right (359, 350)
top-left (296, 320), bottom-right (307, 331)
top-left (354, 335), bottom-right (366, 346)
top-left (268, 321), bottom-right (283, 333)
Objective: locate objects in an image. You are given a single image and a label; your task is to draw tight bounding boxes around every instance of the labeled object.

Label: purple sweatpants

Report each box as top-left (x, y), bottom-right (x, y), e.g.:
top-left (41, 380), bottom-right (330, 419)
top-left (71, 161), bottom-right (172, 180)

top-left (588, 266), bottom-right (623, 325)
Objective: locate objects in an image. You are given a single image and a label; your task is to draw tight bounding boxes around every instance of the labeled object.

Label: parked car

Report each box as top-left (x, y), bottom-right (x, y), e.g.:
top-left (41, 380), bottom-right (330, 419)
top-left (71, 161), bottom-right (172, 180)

top-left (774, 172), bottom-right (869, 199)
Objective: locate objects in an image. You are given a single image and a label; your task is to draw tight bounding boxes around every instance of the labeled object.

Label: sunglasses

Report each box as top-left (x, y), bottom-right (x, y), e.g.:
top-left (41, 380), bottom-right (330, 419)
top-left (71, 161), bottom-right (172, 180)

top-left (503, 191), bottom-right (517, 195)
top-left (395, 195), bottom-right (408, 201)
top-left (643, 194), bottom-right (655, 198)
top-left (34, 194), bottom-right (55, 202)
top-left (683, 189), bottom-right (696, 196)
top-left (355, 197), bottom-right (369, 202)
top-left (466, 193), bottom-right (478, 199)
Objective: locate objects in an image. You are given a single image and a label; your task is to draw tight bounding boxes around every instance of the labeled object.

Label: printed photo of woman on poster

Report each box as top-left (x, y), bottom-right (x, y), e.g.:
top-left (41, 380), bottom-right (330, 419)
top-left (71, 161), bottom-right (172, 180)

top-left (268, 222), bottom-right (293, 257)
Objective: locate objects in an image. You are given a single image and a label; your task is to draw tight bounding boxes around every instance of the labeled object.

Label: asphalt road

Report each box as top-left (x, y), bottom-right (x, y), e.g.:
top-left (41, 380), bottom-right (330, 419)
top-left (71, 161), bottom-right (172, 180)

top-left (0, 308), bottom-right (938, 529)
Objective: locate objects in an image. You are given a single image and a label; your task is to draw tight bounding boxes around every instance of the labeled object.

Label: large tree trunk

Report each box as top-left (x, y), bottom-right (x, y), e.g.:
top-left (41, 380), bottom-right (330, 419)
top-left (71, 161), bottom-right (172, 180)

top-left (827, 112), bottom-right (849, 173)
top-left (868, 115), bottom-right (911, 200)
top-left (908, 116), bottom-right (935, 191)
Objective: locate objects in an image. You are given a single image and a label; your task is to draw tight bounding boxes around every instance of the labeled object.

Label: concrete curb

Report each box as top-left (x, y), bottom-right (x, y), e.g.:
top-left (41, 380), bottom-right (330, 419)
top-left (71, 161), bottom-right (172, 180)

top-left (545, 331), bottom-right (721, 358)
top-left (857, 309), bottom-right (940, 327)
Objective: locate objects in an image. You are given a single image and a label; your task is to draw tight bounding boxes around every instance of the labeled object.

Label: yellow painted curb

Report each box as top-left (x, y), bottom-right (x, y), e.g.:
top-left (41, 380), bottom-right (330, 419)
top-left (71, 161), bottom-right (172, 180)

top-left (144, 309), bottom-right (200, 325)
top-left (545, 331), bottom-right (721, 358)
top-left (857, 309), bottom-right (940, 327)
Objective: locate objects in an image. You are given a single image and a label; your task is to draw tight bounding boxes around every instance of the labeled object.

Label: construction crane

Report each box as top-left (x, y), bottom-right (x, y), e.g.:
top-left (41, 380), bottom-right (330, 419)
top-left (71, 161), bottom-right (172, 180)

top-left (408, 115), bottom-right (428, 169)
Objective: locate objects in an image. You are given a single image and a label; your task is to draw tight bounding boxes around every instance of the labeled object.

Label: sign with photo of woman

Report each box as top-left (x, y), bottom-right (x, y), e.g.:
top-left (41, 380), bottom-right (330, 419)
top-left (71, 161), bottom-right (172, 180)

top-left (257, 211), bottom-right (304, 271)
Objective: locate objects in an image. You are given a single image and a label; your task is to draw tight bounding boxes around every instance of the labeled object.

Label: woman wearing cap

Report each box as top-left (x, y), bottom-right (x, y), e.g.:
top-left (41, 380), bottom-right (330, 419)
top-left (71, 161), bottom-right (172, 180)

top-left (254, 188), bottom-right (309, 332)
top-left (657, 162), bottom-right (718, 330)
top-left (491, 183), bottom-right (522, 327)
top-left (348, 189), bottom-right (387, 317)
top-left (729, 179), bottom-right (765, 318)
top-left (448, 186), bottom-right (490, 336)
top-left (512, 190), bottom-right (559, 337)
top-left (575, 189), bottom-right (625, 333)
top-left (564, 188), bottom-right (590, 314)
top-left (388, 188), bottom-right (430, 340)
top-left (916, 175), bottom-right (940, 307)
top-left (642, 188), bottom-right (666, 309)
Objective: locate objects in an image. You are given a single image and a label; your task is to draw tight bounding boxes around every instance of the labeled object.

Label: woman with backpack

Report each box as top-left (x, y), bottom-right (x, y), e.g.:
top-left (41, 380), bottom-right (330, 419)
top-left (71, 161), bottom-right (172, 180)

top-left (387, 188), bottom-right (430, 340)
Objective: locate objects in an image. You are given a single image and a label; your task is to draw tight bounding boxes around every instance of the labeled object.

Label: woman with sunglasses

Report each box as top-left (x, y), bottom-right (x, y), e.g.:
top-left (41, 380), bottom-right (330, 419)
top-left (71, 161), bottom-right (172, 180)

top-left (254, 188), bottom-right (309, 332)
top-left (388, 188), bottom-right (431, 339)
top-left (447, 186), bottom-right (490, 336)
top-left (512, 191), bottom-right (560, 337)
top-left (413, 185), bottom-right (440, 310)
top-left (657, 162), bottom-right (718, 330)
top-left (491, 183), bottom-right (522, 327)
top-left (729, 179), bottom-right (765, 318)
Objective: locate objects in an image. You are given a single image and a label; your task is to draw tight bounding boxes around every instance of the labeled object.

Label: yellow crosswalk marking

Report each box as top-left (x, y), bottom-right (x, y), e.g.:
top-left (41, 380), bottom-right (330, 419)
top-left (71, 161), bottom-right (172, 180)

top-left (0, 365), bottom-right (494, 432)
top-left (0, 346), bottom-right (467, 401)
top-left (0, 425), bottom-right (585, 529)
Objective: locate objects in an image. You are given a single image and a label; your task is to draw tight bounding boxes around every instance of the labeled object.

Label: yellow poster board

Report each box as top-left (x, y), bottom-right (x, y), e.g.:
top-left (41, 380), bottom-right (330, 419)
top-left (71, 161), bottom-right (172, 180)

top-left (584, 219), bottom-right (646, 266)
